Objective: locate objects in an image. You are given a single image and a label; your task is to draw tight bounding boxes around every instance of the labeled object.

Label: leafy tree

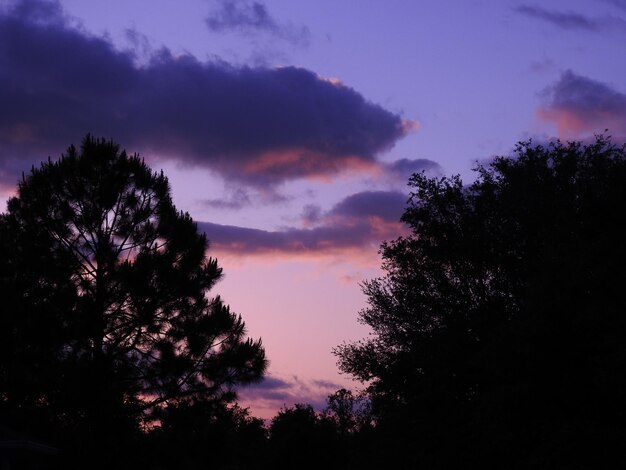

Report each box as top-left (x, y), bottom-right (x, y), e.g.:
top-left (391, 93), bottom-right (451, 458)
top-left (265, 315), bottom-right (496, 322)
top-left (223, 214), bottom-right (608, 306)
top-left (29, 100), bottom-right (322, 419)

top-left (269, 403), bottom-right (338, 469)
top-left (150, 400), bottom-right (267, 469)
top-left (323, 389), bottom-right (372, 437)
top-left (335, 136), bottom-right (626, 468)
top-left (0, 136), bottom-right (266, 458)
top-left (264, 393), bottom-right (374, 470)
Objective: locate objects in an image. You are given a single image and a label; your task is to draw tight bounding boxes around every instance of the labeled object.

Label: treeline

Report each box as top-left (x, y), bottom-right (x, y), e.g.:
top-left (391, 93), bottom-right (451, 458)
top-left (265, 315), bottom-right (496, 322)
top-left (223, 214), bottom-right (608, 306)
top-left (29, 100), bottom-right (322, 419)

top-left (3, 135), bottom-right (626, 469)
top-left (144, 390), bottom-right (374, 470)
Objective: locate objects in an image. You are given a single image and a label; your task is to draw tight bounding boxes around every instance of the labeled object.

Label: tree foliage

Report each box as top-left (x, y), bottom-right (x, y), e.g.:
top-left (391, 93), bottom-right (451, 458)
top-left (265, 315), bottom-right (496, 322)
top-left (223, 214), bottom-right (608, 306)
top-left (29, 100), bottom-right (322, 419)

top-left (324, 388), bottom-right (372, 437)
top-left (269, 403), bottom-right (338, 469)
top-left (335, 136), bottom-right (626, 468)
top-left (150, 400), bottom-right (267, 469)
top-left (0, 136), bottom-right (266, 454)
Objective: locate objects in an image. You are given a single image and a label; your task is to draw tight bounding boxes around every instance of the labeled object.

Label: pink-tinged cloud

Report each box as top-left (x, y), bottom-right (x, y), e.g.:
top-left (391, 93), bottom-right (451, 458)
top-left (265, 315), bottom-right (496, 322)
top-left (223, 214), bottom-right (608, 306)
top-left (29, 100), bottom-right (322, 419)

top-left (202, 157), bottom-right (440, 211)
top-left (234, 149), bottom-right (380, 185)
top-left (0, 0), bottom-right (413, 188)
top-left (537, 71), bottom-right (626, 138)
top-left (238, 375), bottom-right (343, 419)
top-left (198, 190), bottom-right (409, 259)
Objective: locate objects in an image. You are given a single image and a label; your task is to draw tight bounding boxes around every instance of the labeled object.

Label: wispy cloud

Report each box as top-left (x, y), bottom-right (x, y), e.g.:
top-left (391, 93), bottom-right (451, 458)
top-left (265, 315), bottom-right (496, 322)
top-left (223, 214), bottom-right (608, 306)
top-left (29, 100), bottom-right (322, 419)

top-left (0, 0), bottom-right (412, 189)
top-left (2, 0), bottom-right (65, 25)
top-left (198, 190), bottom-right (409, 259)
top-left (514, 5), bottom-right (599, 31)
top-left (203, 172), bottom-right (435, 213)
top-left (537, 71), bottom-right (626, 138)
top-left (203, 188), bottom-right (253, 210)
top-left (381, 158), bottom-right (441, 185)
top-left (604, 0), bottom-right (626, 12)
top-left (529, 59), bottom-right (556, 75)
top-left (238, 374), bottom-right (343, 417)
top-left (514, 4), bottom-right (626, 32)
top-left (206, 0), bottom-right (310, 47)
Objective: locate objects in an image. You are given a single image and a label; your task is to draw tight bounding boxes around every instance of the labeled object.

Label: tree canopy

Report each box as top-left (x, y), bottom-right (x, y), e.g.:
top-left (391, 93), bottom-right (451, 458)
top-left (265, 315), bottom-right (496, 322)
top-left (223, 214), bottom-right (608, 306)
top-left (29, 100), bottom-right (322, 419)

top-left (0, 136), bottom-right (266, 460)
top-left (335, 135), bottom-right (626, 468)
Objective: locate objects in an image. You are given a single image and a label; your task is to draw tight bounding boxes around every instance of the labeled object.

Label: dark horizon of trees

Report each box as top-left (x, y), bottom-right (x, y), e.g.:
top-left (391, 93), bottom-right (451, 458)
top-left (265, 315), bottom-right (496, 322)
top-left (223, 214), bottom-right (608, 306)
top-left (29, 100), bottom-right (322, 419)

top-left (2, 134), bottom-right (626, 469)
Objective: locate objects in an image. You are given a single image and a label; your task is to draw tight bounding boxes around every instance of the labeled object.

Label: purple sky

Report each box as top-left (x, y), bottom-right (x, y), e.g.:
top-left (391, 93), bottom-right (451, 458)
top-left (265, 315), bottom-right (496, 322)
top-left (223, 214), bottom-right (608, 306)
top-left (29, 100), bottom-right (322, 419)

top-left (1, 0), bottom-right (625, 418)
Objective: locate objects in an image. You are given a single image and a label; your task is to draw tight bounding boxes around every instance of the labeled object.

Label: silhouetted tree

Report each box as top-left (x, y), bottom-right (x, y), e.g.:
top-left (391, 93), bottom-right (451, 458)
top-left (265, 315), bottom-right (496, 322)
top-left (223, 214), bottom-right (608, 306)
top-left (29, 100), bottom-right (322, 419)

top-left (264, 392), bottom-right (374, 470)
top-left (0, 136), bottom-right (266, 462)
top-left (323, 389), bottom-right (372, 437)
top-left (335, 136), bottom-right (626, 468)
top-left (149, 400), bottom-right (267, 469)
top-left (269, 403), bottom-right (338, 469)
top-left (321, 389), bottom-right (375, 470)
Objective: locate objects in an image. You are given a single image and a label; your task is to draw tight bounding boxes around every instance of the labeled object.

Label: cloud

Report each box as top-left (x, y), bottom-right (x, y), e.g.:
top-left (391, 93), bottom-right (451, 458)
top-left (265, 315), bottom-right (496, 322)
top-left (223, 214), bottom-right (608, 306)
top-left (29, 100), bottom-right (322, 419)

top-left (537, 71), bottom-right (626, 137)
top-left (514, 5), bottom-right (599, 30)
top-left (198, 190), bottom-right (409, 258)
top-left (514, 4), bottom-right (626, 32)
top-left (238, 374), bottom-right (343, 416)
top-left (328, 190), bottom-right (406, 221)
top-left (382, 158), bottom-right (441, 184)
top-left (239, 376), bottom-right (295, 402)
top-left (604, 0), bottom-right (626, 11)
top-left (2, 0), bottom-right (65, 25)
top-left (0, 0), bottom-right (412, 188)
top-left (301, 204), bottom-right (322, 225)
top-left (529, 59), bottom-right (556, 75)
top-left (206, 0), bottom-right (310, 47)
top-left (350, 157), bottom-right (440, 190)
top-left (204, 188), bottom-right (252, 210)
top-left (196, 156), bottom-right (439, 212)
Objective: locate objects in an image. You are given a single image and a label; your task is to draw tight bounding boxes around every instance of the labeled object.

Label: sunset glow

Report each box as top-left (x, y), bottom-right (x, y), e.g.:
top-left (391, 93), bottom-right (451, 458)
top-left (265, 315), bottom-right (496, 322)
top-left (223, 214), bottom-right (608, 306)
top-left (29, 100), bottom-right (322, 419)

top-left (1, 0), bottom-right (625, 420)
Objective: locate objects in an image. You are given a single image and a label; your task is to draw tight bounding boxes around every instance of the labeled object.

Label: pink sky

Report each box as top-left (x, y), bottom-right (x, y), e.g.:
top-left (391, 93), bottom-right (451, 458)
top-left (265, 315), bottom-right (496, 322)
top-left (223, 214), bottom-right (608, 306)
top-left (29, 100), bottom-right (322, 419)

top-left (1, 0), bottom-right (626, 418)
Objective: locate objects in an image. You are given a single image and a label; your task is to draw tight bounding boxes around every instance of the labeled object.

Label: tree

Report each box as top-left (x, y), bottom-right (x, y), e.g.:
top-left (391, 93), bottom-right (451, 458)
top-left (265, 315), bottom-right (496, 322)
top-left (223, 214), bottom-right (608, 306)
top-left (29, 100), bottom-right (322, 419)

top-left (323, 389), bottom-right (372, 437)
top-left (0, 136), bottom-right (266, 457)
top-left (149, 400), bottom-right (267, 469)
top-left (269, 404), bottom-right (338, 470)
top-left (264, 392), bottom-right (373, 470)
top-left (335, 136), bottom-right (626, 468)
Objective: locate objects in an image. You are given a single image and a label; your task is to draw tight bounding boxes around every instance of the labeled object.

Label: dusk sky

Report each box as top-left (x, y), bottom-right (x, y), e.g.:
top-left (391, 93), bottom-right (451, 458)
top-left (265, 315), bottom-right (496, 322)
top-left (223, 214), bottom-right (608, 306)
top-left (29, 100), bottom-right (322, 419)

top-left (1, 0), bottom-right (625, 418)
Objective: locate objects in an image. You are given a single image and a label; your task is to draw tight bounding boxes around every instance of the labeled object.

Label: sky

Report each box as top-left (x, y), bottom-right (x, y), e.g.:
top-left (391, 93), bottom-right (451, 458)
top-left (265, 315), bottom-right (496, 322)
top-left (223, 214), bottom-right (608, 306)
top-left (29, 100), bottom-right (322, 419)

top-left (1, 0), bottom-right (625, 419)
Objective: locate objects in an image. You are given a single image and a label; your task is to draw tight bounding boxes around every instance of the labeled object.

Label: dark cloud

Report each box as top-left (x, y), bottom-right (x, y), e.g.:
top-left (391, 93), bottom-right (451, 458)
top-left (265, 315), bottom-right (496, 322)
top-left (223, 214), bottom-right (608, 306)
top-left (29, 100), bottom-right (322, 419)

top-left (311, 379), bottom-right (343, 389)
top-left (538, 71), bottom-right (626, 137)
top-left (514, 5), bottom-right (599, 31)
top-left (604, 0), bottom-right (626, 11)
top-left (0, 0), bottom-right (412, 188)
top-left (382, 158), bottom-right (441, 183)
top-left (239, 375), bottom-right (342, 412)
top-left (514, 4), bottom-right (626, 33)
top-left (2, 0), bottom-right (65, 25)
top-left (203, 187), bottom-right (291, 211)
top-left (124, 27), bottom-right (153, 63)
top-left (301, 204), bottom-right (322, 225)
top-left (198, 190), bottom-right (408, 257)
top-left (240, 376), bottom-right (294, 402)
top-left (204, 188), bottom-right (252, 210)
top-left (206, 0), bottom-right (310, 47)
top-left (329, 190), bottom-right (406, 221)
top-left (353, 157), bottom-right (440, 190)
top-left (199, 221), bottom-right (373, 255)
top-left (207, 0), bottom-right (275, 32)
